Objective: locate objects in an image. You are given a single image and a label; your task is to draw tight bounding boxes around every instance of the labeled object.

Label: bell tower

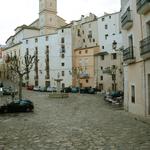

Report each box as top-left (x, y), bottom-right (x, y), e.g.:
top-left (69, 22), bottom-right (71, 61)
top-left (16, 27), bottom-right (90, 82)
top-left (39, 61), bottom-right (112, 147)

top-left (39, 0), bottom-right (57, 35)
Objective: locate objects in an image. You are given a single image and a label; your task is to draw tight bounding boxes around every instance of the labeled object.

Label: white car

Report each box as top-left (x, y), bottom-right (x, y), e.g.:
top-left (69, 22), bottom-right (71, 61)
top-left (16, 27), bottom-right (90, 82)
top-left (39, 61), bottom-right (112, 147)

top-left (33, 86), bottom-right (40, 91)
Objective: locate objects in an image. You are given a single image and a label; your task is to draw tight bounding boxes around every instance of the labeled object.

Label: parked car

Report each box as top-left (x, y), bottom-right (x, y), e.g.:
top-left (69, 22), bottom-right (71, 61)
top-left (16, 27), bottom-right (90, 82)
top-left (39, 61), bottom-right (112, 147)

top-left (88, 88), bottom-right (96, 94)
top-left (27, 85), bottom-right (34, 90)
top-left (33, 86), bottom-right (40, 91)
top-left (63, 87), bottom-right (72, 93)
top-left (47, 87), bottom-right (57, 92)
top-left (80, 87), bottom-right (96, 94)
top-left (0, 99), bottom-right (34, 113)
top-left (104, 91), bottom-right (123, 105)
top-left (39, 86), bottom-right (47, 92)
top-left (71, 87), bottom-right (79, 93)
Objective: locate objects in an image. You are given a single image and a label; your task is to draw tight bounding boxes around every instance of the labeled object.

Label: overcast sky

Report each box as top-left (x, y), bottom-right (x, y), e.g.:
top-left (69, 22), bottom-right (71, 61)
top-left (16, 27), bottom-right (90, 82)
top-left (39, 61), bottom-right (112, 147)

top-left (0, 0), bottom-right (120, 45)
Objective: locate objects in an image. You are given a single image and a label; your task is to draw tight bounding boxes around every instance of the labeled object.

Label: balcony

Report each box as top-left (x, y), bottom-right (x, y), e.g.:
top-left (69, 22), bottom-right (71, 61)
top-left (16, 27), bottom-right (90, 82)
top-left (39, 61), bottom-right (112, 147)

top-left (123, 46), bottom-right (136, 64)
top-left (79, 72), bottom-right (89, 79)
top-left (137, 0), bottom-right (150, 14)
top-left (121, 8), bottom-right (133, 30)
top-left (140, 36), bottom-right (150, 59)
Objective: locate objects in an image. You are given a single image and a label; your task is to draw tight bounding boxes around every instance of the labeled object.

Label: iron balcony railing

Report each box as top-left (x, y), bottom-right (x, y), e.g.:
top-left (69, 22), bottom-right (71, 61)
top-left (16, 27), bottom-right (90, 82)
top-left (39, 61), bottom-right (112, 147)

top-left (140, 36), bottom-right (150, 55)
top-left (121, 8), bottom-right (133, 28)
top-left (137, 0), bottom-right (150, 13)
top-left (123, 46), bottom-right (134, 61)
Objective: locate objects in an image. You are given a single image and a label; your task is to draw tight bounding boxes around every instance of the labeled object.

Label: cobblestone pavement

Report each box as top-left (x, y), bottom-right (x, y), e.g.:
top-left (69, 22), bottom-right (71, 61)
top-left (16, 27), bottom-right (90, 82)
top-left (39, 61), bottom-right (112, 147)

top-left (0, 90), bottom-right (150, 150)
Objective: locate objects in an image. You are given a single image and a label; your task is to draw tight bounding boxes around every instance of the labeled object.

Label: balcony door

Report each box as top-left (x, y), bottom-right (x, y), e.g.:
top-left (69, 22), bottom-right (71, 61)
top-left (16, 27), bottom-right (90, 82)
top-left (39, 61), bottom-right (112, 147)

top-left (148, 74), bottom-right (150, 115)
top-left (128, 35), bottom-right (133, 47)
top-left (146, 21), bottom-right (150, 36)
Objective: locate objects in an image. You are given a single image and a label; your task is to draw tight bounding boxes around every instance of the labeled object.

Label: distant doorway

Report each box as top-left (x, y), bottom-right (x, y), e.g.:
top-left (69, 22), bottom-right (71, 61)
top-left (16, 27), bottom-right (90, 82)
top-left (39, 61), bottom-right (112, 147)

top-left (148, 74), bottom-right (150, 115)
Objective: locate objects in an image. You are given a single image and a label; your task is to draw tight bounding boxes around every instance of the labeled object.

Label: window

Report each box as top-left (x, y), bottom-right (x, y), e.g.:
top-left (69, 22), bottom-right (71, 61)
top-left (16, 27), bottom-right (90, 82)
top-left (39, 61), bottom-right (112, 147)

top-left (82, 30), bottom-right (84, 34)
top-left (112, 33), bottom-right (116, 36)
top-left (112, 65), bottom-right (116, 69)
top-left (61, 45), bottom-right (65, 53)
top-left (62, 83), bottom-right (65, 88)
top-left (131, 85), bottom-right (135, 103)
top-left (83, 39), bottom-right (85, 43)
top-left (101, 55), bottom-right (104, 60)
top-left (77, 29), bottom-right (81, 36)
top-left (105, 24), bottom-right (108, 29)
top-left (102, 18), bottom-right (105, 21)
top-left (93, 39), bottom-right (95, 42)
top-left (112, 74), bottom-right (116, 81)
top-left (109, 16), bottom-right (111, 19)
top-left (26, 40), bottom-right (28, 44)
top-left (26, 48), bottom-right (29, 55)
top-left (35, 47), bottom-right (38, 51)
top-left (112, 83), bottom-right (117, 91)
top-left (46, 36), bottom-right (48, 41)
top-left (112, 53), bottom-right (117, 59)
top-left (61, 54), bottom-right (65, 58)
top-left (62, 71), bottom-right (65, 76)
top-left (61, 37), bottom-right (65, 43)
top-left (85, 50), bottom-right (88, 53)
top-left (86, 79), bottom-right (89, 83)
top-left (100, 76), bottom-right (103, 80)
top-left (79, 51), bottom-right (81, 54)
top-left (62, 29), bottom-right (64, 33)
top-left (102, 46), bottom-right (104, 49)
top-left (35, 38), bottom-right (38, 43)
top-left (101, 66), bottom-right (103, 70)
top-left (105, 34), bottom-right (108, 40)
top-left (146, 21), bottom-right (150, 36)
top-left (61, 63), bottom-right (65, 66)
top-left (46, 45), bottom-right (49, 51)
top-left (88, 31), bottom-right (92, 38)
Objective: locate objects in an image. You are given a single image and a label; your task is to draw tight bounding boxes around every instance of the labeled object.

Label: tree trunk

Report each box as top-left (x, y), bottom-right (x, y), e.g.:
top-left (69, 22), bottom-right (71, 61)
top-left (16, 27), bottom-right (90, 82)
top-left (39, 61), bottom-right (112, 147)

top-left (19, 75), bottom-right (23, 100)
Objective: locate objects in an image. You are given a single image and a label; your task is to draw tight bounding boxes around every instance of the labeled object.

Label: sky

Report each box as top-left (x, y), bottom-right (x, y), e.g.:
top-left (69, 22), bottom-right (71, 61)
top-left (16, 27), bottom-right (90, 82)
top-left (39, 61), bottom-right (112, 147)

top-left (0, 0), bottom-right (120, 45)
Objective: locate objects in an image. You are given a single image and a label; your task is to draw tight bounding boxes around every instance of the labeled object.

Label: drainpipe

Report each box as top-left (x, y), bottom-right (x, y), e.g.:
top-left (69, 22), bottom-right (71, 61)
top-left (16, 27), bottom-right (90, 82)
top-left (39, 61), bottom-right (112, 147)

top-left (140, 14), bottom-right (147, 116)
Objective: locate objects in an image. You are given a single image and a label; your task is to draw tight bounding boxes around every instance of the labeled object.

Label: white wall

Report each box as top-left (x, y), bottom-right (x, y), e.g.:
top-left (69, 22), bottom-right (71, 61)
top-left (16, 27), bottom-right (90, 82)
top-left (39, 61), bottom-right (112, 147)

top-left (98, 12), bottom-right (123, 52)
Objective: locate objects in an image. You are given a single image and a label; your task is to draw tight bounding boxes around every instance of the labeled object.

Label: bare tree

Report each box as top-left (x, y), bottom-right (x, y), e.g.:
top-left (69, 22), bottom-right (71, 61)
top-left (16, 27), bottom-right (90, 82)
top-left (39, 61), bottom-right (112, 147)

top-left (6, 53), bottom-right (35, 100)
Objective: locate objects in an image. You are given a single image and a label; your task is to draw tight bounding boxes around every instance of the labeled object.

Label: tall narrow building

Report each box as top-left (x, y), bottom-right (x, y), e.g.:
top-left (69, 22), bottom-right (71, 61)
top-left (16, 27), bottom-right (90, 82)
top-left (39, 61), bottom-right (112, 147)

top-left (39, 0), bottom-right (58, 35)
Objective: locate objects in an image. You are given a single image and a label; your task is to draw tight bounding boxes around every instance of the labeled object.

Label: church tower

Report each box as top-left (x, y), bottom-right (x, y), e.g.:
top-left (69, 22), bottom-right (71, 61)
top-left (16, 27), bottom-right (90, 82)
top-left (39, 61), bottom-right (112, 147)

top-left (39, 0), bottom-right (57, 35)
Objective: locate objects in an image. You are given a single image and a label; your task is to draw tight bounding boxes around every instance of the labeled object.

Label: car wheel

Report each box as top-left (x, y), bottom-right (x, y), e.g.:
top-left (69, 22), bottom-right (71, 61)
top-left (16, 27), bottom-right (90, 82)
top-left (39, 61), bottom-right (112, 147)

top-left (26, 108), bottom-right (32, 112)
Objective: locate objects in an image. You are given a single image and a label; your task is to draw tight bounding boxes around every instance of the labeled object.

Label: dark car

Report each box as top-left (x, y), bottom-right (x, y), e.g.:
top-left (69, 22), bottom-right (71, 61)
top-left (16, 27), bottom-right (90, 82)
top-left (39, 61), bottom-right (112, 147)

top-left (111, 91), bottom-right (124, 98)
top-left (71, 87), bottom-right (79, 93)
top-left (63, 87), bottom-right (72, 93)
top-left (80, 87), bottom-right (89, 94)
top-left (0, 99), bottom-right (34, 113)
top-left (88, 88), bottom-right (96, 94)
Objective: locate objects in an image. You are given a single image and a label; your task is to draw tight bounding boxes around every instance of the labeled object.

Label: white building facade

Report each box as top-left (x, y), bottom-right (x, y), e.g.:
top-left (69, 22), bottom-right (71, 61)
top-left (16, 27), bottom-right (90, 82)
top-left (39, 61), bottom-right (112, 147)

top-left (121, 0), bottom-right (150, 116)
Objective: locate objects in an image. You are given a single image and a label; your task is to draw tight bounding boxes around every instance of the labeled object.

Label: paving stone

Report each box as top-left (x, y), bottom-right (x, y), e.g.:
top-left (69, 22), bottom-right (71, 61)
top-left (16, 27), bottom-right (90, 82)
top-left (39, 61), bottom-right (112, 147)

top-left (0, 90), bottom-right (150, 149)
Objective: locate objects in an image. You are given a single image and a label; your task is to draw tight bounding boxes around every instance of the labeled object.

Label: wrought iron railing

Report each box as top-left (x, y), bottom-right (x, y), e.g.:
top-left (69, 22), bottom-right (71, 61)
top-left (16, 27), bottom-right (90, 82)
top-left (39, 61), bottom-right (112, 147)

top-left (123, 46), bottom-right (134, 61)
top-left (140, 36), bottom-right (150, 55)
